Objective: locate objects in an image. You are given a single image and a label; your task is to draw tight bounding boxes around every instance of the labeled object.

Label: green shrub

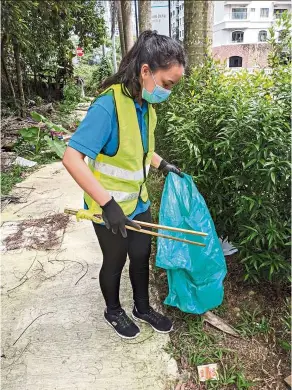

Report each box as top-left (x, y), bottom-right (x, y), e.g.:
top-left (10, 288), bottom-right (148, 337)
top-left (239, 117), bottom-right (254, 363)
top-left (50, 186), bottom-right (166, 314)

top-left (90, 55), bottom-right (113, 93)
top-left (155, 59), bottom-right (290, 284)
top-left (63, 81), bottom-right (82, 104)
top-left (74, 63), bottom-right (99, 96)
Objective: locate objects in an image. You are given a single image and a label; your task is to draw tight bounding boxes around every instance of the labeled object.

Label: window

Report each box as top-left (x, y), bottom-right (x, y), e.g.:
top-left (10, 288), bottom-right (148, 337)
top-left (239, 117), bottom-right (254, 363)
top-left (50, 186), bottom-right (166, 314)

top-left (274, 9), bottom-right (287, 18)
top-left (260, 8), bottom-right (269, 18)
top-left (232, 31), bottom-right (244, 43)
top-left (229, 56), bottom-right (243, 68)
top-left (258, 30), bottom-right (267, 42)
top-left (232, 8), bottom-right (247, 19)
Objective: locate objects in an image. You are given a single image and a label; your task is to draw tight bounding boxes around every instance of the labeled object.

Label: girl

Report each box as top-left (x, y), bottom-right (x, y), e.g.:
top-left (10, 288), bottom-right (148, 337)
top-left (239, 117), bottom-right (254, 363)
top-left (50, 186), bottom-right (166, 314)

top-left (63, 31), bottom-right (185, 339)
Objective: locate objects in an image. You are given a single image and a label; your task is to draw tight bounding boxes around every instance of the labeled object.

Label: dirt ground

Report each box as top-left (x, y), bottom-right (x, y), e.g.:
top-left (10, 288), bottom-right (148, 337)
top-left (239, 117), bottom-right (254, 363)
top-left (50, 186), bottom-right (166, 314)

top-left (150, 252), bottom-right (291, 390)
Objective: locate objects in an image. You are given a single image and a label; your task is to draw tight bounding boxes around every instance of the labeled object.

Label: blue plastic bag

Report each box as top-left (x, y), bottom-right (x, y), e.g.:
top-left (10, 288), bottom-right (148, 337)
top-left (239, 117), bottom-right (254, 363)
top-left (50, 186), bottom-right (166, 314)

top-left (156, 173), bottom-right (227, 314)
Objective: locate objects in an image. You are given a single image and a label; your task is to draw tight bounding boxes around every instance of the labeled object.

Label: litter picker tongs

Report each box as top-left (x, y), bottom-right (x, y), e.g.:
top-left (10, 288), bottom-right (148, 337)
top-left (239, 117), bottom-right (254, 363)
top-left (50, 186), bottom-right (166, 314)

top-left (64, 208), bottom-right (208, 247)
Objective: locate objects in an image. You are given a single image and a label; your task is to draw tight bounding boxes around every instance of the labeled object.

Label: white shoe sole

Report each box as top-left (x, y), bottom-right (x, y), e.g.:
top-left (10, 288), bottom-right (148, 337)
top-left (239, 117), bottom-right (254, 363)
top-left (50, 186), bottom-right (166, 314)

top-left (104, 317), bottom-right (140, 339)
top-left (132, 313), bottom-right (174, 334)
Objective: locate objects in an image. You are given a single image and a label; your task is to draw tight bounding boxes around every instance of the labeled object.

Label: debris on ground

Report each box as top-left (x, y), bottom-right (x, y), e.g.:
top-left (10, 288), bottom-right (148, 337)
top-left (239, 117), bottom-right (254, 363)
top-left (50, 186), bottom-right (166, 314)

top-left (202, 310), bottom-right (240, 337)
top-left (284, 375), bottom-right (291, 387)
top-left (174, 380), bottom-right (200, 390)
top-left (1, 152), bottom-right (17, 172)
top-left (1, 195), bottom-right (21, 211)
top-left (197, 363), bottom-right (219, 382)
top-left (219, 237), bottom-right (238, 256)
top-left (14, 156), bottom-right (38, 168)
top-left (1, 213), bottom-right (70, 252)
top-left (1, 115), bottom-right (45, 151)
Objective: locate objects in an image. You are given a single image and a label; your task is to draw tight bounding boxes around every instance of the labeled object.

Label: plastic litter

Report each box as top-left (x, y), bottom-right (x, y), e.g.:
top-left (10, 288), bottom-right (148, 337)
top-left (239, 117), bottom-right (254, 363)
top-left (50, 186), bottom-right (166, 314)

top-left (14, 157), bottom-right (37, 168)
top-left (156, 173), bottom-right (227, 314)
top-left (220, 237), bottom-right (238, 256)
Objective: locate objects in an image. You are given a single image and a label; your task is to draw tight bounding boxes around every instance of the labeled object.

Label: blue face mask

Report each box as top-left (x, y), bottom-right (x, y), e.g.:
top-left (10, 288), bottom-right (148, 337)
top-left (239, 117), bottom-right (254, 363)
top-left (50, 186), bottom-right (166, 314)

top-left (142, 71), bottom-right (171, 104)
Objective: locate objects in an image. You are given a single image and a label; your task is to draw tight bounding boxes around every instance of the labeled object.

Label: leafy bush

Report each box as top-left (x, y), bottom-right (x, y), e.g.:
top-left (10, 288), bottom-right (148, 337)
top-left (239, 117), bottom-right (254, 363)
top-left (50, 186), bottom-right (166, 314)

top-left (63, 81), bottom-right (82, 105)
top-left (155, 59), bottom-right (290, 284)
top-left (16, 111), bottom-right (70, 160)
top-left (90, 56), bottom-right (113, 94)
top-left (74, 63), bottom-right (99, 95)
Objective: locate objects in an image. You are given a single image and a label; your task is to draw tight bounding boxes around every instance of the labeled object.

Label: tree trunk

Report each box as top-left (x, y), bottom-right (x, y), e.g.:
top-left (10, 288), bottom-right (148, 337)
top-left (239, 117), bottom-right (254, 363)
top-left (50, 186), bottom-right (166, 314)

top-left (138, 0), bottom-right (151, 33)
top-left (112, 34), bottom-right (117, 73)
top-left (110, 0), bottom-right (118, 72)
top-left (1, 35), bottom-right (17, 106)
top-left (13, 39), bottom-right (26, 116)
top-left (117, 1), bottom-right (126, 57)
top-left (184, 0), bottom-right (214, 70)
top-left (121, 0), bottom-right (134, 53)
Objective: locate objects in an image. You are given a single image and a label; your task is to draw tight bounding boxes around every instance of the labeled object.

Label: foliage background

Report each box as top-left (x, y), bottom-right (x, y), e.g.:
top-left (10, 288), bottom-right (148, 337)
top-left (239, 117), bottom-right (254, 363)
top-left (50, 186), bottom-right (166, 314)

top-left (154, 15), bottom-right (291, 284)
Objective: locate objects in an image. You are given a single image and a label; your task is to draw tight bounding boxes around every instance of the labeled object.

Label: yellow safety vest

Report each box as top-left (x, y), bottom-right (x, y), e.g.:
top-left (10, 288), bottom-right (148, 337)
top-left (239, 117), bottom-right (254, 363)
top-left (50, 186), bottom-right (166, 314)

top-left (84, 84), bottom-right (157, 216)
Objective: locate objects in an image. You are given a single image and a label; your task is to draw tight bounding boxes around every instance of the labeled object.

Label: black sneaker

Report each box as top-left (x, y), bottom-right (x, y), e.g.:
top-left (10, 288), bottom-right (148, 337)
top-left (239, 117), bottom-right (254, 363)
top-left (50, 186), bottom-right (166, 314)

top-left (132, 306), bottom-right (173, 333)
top-left (104, 308), bottom-right (140, 339)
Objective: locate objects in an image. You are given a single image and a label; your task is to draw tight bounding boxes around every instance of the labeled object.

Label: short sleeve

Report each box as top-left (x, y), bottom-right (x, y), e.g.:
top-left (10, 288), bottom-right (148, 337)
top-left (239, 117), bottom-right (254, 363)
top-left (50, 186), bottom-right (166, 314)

top-left (68, 95), bottom-right (115, 159)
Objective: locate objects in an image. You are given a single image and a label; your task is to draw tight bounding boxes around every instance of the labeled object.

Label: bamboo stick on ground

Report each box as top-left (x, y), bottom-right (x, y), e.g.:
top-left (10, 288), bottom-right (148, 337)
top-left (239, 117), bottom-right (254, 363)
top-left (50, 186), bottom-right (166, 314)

top-left (64, 208), bottom-right (206, 247)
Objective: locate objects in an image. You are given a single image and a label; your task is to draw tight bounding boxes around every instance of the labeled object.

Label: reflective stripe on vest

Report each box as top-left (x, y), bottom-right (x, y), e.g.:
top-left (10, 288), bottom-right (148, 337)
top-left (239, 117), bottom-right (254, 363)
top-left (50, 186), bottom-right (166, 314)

top-left (107, 190), bottom-right (139, 202)
top-left (90, 160), bottom-right (150, 182)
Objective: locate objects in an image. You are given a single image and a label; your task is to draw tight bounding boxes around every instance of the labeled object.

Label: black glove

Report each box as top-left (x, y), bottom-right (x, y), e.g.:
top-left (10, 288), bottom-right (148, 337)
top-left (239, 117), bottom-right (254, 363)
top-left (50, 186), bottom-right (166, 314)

top-left (101, 197), bottom-right (140, 238)
top-left (158, 159), bottom-right (184, 178)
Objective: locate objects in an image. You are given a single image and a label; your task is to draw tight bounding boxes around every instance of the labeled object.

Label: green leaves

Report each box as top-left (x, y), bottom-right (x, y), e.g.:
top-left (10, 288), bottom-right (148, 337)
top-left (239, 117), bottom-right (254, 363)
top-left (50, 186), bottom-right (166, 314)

top-left (19, 112), bottom-right (69, 159)
top-left (44, 136), bottom-right (66, 159)
top-left (155, 55), bottom-right (291, 285)
top-left (30, 111), bottom-right (46, 122)
top-left (2, 0), bottom-right (106, 110)
top-left (30, 111), bottom-right (71, 134)
top-left (19, 126), bottom-right (40, 142)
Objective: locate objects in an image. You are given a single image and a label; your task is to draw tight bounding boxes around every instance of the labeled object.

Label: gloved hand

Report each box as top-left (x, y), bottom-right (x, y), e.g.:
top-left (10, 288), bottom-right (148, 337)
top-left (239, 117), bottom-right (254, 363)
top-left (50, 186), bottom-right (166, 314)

top-left (101, 197), bottom-right (141, 238)
top-left (158, 159), bottom-right (184, 178)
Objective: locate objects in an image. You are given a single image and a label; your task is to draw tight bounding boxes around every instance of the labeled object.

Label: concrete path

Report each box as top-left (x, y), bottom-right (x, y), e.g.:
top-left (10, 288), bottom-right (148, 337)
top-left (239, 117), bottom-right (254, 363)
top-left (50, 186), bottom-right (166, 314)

top-left (1, 162), bottom-right (178, 390)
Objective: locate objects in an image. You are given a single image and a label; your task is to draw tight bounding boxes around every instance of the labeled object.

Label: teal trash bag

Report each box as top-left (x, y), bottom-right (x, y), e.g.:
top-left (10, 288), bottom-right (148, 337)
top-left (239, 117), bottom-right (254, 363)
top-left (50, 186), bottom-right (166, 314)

top-left (156, 173), bottom-right (227, 315)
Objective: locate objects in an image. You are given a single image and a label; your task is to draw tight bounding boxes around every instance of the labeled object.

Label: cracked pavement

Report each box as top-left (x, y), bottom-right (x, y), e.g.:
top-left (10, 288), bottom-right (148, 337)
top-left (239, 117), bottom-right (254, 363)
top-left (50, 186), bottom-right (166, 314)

top-left (1, 162), bottom-right (178, 390)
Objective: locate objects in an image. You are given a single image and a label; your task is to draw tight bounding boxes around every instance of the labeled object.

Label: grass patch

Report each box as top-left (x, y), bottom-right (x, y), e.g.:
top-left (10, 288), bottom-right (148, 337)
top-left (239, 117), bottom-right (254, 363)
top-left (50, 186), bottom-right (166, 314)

top-left (147, 171), bottom-right (291, 389)
top-left (1, 165), bottom-right (31, 195)
top-left (234, 308), bottom-right (272, 339)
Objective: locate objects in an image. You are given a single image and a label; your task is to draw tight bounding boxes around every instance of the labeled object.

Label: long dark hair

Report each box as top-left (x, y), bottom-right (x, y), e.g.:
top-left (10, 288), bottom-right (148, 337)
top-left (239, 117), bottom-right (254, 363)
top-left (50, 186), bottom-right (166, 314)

top-left (101, 30), bottom-right (186, 98)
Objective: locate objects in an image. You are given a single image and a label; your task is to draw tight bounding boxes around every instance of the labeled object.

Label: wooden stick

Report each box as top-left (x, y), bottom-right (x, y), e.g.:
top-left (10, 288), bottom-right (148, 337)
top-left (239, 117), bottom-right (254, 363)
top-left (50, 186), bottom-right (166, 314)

top-left (64, 208), bottom-right (206, 247)
top-left (134, 220), bottom-right (208, 237)
top-left (64, 208), bottom-right (207, 236)
top-left (125, 225), bottom-right (206, 247)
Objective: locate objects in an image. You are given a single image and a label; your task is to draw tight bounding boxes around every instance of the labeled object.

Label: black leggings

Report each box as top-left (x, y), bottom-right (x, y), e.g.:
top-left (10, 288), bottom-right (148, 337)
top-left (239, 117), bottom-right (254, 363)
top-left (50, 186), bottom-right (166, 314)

top-left (92, 209), bottom-right (152, 314)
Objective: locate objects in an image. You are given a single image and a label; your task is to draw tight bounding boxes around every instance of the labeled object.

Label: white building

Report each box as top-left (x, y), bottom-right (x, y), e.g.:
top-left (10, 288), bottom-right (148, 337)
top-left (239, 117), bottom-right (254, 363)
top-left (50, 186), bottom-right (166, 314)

top-left (214, 1), bottom-right (291, 46)
top-left (169, 0), bottom-right (291, 68)
top-left (213, 1), bottom-right (291, 68)
top-left (170, 0), bottom-right (185, 40)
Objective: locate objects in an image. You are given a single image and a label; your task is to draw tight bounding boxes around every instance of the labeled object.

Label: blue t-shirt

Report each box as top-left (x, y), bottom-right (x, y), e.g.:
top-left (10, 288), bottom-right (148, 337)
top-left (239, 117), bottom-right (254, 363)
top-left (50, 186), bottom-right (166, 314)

top-left (68, 94), bottom-right (151, 219)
